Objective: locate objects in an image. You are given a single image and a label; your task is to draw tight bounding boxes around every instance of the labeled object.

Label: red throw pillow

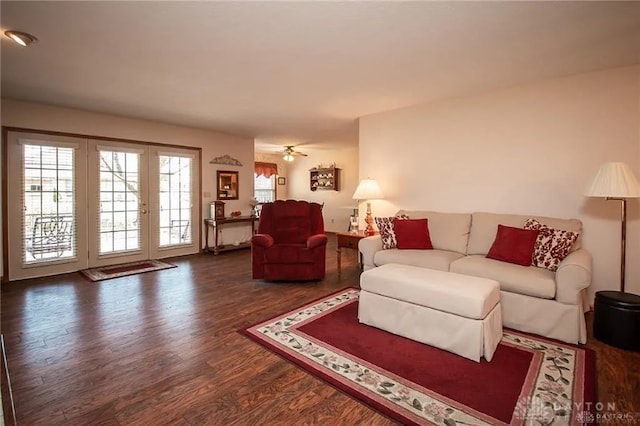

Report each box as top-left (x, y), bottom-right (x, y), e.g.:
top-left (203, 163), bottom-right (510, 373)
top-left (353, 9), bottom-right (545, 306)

top-left (486, 224), bottom-right (539, 266)
top-left (393, 218), bottom-right (433, 250)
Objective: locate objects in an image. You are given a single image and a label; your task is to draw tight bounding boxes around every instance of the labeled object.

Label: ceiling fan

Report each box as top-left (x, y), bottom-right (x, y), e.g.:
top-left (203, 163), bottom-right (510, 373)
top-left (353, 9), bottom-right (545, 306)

top-left (282, 145), bottom-right (308, 162)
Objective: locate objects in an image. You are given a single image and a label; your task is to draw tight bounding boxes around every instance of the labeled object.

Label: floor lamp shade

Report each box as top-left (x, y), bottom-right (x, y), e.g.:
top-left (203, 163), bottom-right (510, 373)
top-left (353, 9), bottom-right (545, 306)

top-left (585, 162), bottom-right (640, 293)
top-left (352, 179), bottom-right (384, 236)
top-left (585, 162), bottom-right (640, 198)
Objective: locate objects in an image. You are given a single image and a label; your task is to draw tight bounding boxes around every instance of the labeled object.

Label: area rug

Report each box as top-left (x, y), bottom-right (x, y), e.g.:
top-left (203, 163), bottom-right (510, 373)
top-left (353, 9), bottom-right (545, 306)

top-left (242, 288), bottom-right (596, 426)
top-left (80, 259), bottom-right (176, 282)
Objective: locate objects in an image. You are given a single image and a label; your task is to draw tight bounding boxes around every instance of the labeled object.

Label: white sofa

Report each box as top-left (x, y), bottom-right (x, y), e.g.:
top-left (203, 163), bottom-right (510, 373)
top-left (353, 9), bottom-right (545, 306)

top-left (358, 211), bottom-right (592, 344)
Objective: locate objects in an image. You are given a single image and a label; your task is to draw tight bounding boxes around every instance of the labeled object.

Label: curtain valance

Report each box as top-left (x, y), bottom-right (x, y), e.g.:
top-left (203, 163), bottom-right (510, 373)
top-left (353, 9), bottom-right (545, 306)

top-left (255, 162), bottom-right (278, 178)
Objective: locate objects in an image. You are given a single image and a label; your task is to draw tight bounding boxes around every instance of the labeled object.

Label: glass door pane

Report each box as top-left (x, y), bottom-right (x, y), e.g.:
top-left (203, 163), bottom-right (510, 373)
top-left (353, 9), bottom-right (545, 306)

top-left (148, 147), bottom-right (199, 259)
top-left (99, 150), bottom-right (141, 254)
top-left (158, 155), bottom-right (192, 247)
top-left (23, 144), bottom-right (76, 263)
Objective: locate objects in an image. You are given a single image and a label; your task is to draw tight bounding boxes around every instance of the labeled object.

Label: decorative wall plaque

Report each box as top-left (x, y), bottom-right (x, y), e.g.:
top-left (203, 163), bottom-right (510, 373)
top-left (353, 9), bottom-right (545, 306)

top-left (209, 154), bottom-right (242, 166)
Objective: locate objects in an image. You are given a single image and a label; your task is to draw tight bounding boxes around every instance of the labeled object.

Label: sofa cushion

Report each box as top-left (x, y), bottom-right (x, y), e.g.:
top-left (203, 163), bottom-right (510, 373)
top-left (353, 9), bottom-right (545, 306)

top-left (264, 244), bottom-right (314, 263)
top-left (374, 248), bottom-right (464, 272)
top-left (450, 255), bottom-right (556, 299)
top-left (396, 210), bottom-right (471, 254)
top-left (394, 218), bottom-right (433, 249)
top-left (486, 224), bottom-right (539, 266)
top-left (467, 212), bottom-right (582, 256)
top-left (524, 218), bottom-right (579, 272)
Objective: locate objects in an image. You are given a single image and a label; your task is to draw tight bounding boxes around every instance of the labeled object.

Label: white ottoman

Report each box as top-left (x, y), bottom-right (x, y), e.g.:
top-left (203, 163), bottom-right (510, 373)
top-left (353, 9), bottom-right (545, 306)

top-left (358, 263), bottom-right (502, 362)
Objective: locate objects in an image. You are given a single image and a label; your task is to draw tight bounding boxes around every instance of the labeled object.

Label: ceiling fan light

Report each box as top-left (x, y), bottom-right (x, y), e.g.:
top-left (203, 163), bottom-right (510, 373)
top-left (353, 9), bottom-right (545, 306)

top-left (283, 153), bottom-right (294, 162)
top-left (4, 30), bottom-right (38, 47)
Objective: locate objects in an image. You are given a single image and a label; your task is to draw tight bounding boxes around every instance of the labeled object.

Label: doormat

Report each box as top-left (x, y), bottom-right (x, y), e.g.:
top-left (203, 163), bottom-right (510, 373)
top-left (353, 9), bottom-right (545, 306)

top-left (80, 259), bottom-right (176, 282)
top-left (241, 288), bottom-right (596, 425)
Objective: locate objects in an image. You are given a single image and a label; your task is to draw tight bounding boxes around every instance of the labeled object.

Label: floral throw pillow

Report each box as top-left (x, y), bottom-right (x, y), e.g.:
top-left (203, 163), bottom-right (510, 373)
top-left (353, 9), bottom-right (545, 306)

top-left (375, 214), bottom-right (409, 249)
top-left (524, 218), bottom-right (579, 271)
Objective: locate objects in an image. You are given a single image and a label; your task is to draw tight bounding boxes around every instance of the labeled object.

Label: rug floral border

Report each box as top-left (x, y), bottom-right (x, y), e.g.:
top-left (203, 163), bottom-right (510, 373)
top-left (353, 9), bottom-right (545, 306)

top-left (243, 288), bottom-right (592, 426)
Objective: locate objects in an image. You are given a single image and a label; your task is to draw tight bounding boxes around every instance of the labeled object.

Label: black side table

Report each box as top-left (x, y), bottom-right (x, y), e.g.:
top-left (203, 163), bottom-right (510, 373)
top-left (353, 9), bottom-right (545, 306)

top-left (593, 290), bottom-right (640, 351)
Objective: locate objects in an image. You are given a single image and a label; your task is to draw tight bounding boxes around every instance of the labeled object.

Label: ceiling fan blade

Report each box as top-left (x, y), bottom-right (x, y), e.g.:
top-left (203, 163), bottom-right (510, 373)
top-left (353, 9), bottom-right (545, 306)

top-left (282, 145), bottom-right (308, 157)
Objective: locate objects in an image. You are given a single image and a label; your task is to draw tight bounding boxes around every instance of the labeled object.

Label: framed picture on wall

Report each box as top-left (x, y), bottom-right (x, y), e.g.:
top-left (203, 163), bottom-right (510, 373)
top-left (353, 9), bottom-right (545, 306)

top-left (277, 177), bottom-right (286, 185)
top-left (217, 170), bottom-right (239, 200)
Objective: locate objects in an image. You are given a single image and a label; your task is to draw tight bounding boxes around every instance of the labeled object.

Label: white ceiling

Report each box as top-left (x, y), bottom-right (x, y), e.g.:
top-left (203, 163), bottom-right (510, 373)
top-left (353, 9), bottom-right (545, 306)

top-left (2, 1), bottom-right (639, 151)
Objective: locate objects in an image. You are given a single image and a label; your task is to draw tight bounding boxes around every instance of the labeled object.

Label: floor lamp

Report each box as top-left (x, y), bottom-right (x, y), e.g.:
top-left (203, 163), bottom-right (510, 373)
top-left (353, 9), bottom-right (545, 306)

top-left (586, 162), bottom-right (640, 351)
top-left (585, 162), bottom-right (640, 293)
top-left (352, 178), bottom-right (384, 236)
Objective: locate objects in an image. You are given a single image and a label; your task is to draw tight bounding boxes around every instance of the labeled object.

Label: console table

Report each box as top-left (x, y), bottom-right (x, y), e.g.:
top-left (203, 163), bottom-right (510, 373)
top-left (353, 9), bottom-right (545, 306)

top-left (204, 216), bottom-right (258, 255)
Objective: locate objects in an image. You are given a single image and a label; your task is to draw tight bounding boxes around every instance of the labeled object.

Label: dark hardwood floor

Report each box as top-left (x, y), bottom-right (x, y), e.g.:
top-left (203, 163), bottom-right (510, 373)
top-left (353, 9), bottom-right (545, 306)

top-left (1, 237), bottom-right (639, 425)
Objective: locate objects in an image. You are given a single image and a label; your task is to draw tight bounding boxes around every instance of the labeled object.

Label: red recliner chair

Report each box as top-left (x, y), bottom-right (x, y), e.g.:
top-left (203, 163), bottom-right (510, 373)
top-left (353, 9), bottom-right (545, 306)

top-left (251, 200), bottom-right (327, 281)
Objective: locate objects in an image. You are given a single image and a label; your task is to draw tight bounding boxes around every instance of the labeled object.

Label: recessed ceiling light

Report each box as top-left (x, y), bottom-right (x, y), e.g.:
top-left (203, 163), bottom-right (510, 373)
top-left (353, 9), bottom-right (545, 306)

top-left (4, 30), bottom-right (38, 47)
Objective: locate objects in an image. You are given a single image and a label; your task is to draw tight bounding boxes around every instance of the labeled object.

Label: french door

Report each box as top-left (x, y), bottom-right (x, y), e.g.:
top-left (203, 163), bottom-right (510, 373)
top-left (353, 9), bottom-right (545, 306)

top-left (7, 132), bottom-right (89, 280)
top-left (87, 141), bottom-right (150, 267)
top-left (6, 131), bottom-right (200, 281)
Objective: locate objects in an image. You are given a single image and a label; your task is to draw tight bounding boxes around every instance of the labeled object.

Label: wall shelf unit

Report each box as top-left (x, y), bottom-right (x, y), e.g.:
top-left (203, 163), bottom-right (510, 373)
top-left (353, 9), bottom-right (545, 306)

top-left (310, 167), bottom-right (340, 191)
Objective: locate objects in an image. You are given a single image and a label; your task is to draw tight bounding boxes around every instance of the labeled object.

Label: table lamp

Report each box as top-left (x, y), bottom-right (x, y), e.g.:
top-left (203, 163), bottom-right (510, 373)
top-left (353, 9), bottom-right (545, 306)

top-left (585, 162), bottom-right (640, 292)
top-left (352, 178), bottom-right (384, 236)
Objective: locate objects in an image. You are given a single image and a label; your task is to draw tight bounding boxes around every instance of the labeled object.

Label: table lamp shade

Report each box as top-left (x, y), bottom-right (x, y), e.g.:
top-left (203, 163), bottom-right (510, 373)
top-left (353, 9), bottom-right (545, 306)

top-left (352, 179), bottom-right (384, 200)
top-left (352, 179), bottom-right (384, 236)
top-left (585, 162), bottom-right (640, 198)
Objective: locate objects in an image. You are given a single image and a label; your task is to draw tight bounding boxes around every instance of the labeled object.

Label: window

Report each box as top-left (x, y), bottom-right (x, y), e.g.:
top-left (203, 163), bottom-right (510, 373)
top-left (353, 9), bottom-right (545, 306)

top-left (254, 173), bottom-right (276, 203)
top-left (254, 162), bottom-right (278, 203)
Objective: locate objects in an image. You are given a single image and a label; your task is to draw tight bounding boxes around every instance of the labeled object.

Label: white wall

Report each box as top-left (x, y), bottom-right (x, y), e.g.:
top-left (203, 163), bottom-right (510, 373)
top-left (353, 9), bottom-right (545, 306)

top-left (359, 66), bottom-right (640, 300)
top-left (286, 132), bottom-right (359, 233)
top-left (1, 99), bottom-right (256, 248)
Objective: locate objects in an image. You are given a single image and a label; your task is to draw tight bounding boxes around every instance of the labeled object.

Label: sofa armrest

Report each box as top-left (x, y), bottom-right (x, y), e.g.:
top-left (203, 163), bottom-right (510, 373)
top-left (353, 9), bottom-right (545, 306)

top-left (555, 248), bottom-right (592, 305)
top-left (358, 235), bottom-right (383, 270)
top-left (252, 234), bottom-right (274, 248)
top-left (307, 234), bottom-right (328, 249)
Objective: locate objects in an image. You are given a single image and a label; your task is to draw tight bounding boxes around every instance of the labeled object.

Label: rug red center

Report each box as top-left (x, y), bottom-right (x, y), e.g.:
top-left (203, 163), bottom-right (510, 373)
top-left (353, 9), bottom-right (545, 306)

top-left (100, 262), bottom-right (156, 274)
top-left (297, 301), bottom-right (533, 423)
